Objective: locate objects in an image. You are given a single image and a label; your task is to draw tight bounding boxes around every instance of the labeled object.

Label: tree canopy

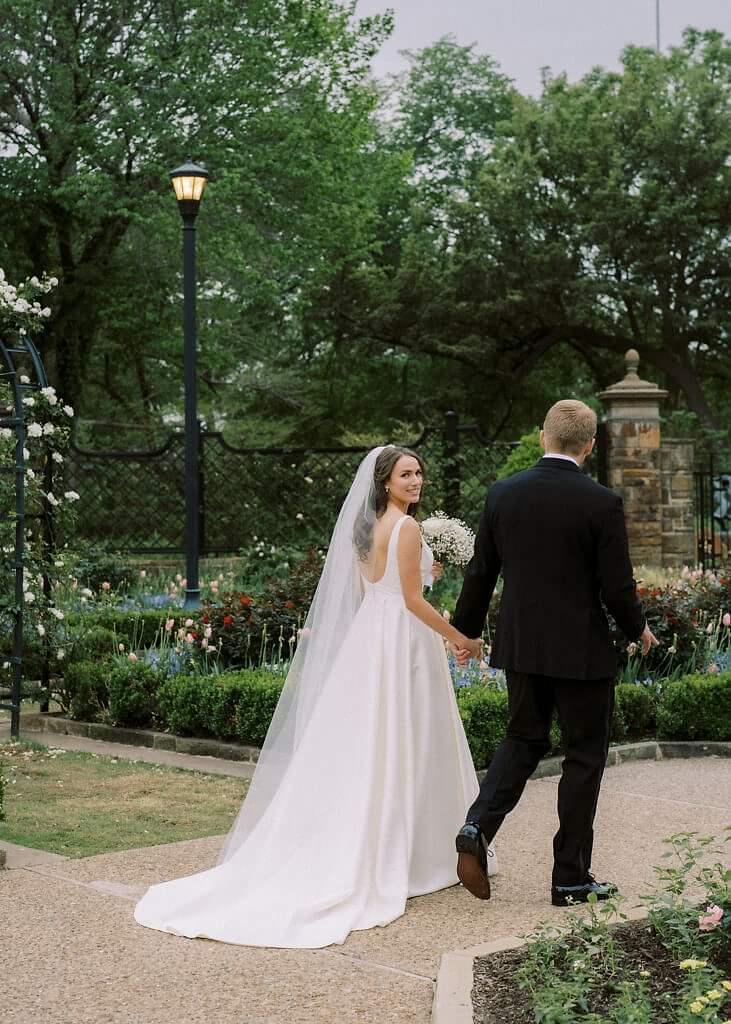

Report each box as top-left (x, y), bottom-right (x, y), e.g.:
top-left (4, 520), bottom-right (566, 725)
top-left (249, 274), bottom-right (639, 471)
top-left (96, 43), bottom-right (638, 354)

top-left (0, 12), bottom-right (729, 445)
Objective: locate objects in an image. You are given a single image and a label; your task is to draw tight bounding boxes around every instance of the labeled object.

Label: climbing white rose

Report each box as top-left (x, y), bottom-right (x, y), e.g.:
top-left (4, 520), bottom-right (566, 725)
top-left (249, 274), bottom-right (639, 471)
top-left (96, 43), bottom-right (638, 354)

top-left (27, 423), bottom-right (43, 438)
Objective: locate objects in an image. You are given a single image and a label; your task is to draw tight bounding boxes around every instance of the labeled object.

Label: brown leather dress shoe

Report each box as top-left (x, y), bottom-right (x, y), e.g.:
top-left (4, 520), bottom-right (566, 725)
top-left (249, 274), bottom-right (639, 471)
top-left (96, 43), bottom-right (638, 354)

top-left (455, 822), bottom-right (491, 900)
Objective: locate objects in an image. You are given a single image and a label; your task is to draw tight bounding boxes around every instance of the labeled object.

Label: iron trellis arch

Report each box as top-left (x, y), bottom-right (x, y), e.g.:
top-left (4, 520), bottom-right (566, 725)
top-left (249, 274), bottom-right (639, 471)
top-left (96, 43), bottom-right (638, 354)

top-left (0, 334), bottom-right (49, 737)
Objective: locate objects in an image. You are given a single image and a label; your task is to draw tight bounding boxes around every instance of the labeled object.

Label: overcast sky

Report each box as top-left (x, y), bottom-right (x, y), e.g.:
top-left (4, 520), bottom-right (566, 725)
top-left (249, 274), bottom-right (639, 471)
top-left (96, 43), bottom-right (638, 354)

top-left (356, 0), bottom-right (731, 94)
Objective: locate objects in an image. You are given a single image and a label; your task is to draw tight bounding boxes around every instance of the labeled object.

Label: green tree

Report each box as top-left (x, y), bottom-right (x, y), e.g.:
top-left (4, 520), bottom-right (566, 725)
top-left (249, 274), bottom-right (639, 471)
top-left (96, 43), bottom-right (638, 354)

top-left (452, 29), bottom-right (731, 432)
top-left (0, 0), bottom-right (392, 416)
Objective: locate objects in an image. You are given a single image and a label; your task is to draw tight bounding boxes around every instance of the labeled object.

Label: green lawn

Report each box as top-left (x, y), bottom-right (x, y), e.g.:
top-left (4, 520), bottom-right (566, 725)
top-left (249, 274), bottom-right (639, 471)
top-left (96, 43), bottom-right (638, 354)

top-left (0, 740), bottom-right (248, 857)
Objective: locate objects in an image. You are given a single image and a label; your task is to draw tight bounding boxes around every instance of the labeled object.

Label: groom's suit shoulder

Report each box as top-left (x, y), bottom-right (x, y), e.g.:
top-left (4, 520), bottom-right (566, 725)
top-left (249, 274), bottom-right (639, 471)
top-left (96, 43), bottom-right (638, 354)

top-left (486, 461), bottom-right (622, 511)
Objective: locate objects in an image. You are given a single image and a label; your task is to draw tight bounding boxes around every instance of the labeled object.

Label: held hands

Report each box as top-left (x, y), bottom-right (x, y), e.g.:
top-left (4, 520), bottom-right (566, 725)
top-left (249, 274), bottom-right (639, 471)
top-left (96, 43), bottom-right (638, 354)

top-left (449, 637), bottom-right (484, 667)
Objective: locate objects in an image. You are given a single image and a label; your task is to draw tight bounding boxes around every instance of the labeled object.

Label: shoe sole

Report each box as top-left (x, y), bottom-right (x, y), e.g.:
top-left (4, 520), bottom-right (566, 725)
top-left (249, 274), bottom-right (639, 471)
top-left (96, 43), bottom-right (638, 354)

top-left (456, 850), bottom-right (491, 900)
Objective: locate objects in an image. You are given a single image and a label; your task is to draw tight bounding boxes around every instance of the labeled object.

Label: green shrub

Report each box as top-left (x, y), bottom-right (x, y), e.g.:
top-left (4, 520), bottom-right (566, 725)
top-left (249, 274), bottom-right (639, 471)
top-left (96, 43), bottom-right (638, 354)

top-left (68, 625), bottom-right (118, 665)
top-left (657, 672), bottom-right (731, 741)
top-left (63, 659), bottom-right (112, 722)
top-left (157, 670), bottom-right (284, 746)
top-left (157, 675), bottom-right (220, 737)
top-left (614, 683), bottom-right (657, 740)
top-left (455, 687), bottom-right (509, 769)
top-left (496, 428), bottom-right (542, 480)
top-left (107, 660), bottom-right (164, 728)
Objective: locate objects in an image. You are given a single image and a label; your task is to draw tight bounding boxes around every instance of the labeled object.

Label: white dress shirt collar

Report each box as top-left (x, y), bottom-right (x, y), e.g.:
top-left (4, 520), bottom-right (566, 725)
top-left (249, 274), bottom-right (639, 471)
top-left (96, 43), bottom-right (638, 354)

top-left (542, 452), bottom-right (580, 466)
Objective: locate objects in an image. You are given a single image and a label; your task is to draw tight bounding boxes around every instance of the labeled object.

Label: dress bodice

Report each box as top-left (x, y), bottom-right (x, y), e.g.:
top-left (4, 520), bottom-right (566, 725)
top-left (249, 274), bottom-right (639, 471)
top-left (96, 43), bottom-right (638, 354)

top-left (360, 515), bottom-right (434, 598)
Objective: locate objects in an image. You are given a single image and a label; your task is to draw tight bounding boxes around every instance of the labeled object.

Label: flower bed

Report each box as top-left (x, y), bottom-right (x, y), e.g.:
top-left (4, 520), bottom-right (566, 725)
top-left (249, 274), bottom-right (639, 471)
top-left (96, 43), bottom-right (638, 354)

top-left (473, 831), bottom-right (731, 1024)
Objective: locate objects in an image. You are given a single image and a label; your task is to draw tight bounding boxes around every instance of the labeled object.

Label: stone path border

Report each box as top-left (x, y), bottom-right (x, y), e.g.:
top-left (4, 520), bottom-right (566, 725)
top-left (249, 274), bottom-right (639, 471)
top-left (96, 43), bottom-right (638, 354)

top-left (432, 905), bottom-right (651, 1024)
top-left (15, 712), bottom-right (260, 763)
top-left (8, 714), bottom-right (731, 782)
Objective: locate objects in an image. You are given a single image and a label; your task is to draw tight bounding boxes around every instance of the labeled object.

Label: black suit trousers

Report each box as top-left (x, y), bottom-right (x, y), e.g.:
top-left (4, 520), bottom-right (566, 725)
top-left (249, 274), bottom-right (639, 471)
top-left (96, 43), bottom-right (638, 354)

top-left (468, 671), bottom-right (615, 886)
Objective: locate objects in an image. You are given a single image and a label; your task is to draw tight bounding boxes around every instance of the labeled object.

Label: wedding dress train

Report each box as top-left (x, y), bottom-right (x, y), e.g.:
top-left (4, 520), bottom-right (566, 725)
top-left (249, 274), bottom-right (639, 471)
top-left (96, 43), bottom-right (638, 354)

top-left (134, 514), bottom-right (494, 948)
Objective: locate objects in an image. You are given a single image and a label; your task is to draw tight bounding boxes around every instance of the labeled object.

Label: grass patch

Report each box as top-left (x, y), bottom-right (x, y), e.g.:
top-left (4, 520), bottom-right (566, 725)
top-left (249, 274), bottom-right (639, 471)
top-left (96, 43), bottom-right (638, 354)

top-left (0, 740), bottom-right (248, 857)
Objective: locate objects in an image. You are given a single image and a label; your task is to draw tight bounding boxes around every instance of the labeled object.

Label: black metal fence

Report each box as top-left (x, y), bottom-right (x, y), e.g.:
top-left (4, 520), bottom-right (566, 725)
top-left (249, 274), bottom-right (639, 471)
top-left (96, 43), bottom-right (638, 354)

top-left (64, 413), bottom-right (520, 555)
top-left (695, 456), bottom-right (731, 570)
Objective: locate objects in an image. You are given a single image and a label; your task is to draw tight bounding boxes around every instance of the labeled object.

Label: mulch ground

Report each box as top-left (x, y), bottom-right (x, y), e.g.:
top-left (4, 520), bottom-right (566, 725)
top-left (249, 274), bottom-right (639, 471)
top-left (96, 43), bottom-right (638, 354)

top-left (472, 919), bottom-right (731, 1023)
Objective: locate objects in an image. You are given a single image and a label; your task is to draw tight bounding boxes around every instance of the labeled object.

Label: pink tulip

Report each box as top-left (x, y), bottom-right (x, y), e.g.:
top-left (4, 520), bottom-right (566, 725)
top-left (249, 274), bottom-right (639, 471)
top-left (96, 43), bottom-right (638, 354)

top-left (698, 905), bottom-right (723, 932)
top-left (723, 612), bottom-right (731, 627)
top-left (165, 618), bottom-right (175, 632)
top-left (127, 652), bottom-right (138, 663)
top-left (709, 663), bottom-right (718, 674)
top-left (101, 581), bottom-right (111, 591)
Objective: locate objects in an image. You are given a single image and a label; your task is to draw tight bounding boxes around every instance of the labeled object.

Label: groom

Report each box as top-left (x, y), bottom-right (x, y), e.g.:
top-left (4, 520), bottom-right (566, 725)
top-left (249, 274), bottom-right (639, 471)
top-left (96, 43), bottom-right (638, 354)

top-left (451, 400), bottom-right (657, 906)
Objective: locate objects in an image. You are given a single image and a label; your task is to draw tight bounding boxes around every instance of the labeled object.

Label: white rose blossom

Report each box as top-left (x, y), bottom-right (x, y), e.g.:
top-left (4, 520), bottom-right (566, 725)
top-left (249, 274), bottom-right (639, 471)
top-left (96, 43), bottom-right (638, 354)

top-left (52, 452), bottom-right (64, 463)
top-left (42, 422), bottom-right (55, 435)
top-left (23, 591), bottom-right (35, 603)
top-left (27, 423), bottom-right (43, 438)
top-left (63, 405), bottom-right (74, 417)
top-left (64, 491), bottom-right (79, 502)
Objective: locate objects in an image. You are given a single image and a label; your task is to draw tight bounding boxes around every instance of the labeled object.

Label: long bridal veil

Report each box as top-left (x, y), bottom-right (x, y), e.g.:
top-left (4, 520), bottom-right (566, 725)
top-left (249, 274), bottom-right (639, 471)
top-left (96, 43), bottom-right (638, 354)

top-left (218, 446), bottom-right (385, 863)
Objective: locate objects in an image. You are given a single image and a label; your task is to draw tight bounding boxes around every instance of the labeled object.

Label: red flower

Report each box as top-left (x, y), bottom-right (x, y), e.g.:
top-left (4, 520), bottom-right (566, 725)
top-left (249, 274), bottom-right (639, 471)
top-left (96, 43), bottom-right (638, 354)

top-left (190, 631), bottom-right (198, 639)
top-left (202, 614), bottom-right (210, 623)
top-left (283, 600), bottom-right (295, 609)
top-left (239, 595), bottom-right (253, 607)
top-left (223, 614), bottom-right (233, 627)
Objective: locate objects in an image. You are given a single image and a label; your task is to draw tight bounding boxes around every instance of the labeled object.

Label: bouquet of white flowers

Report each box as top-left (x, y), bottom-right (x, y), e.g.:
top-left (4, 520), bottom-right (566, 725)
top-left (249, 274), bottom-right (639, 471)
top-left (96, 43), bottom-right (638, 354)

top-left (420, 511), bottom-right (475, 567)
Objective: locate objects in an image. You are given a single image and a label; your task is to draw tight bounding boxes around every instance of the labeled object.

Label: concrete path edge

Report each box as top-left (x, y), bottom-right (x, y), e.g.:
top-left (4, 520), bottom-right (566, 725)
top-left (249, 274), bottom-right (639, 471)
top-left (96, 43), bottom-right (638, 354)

top-left (431, 904), bottom-right (651, 1024)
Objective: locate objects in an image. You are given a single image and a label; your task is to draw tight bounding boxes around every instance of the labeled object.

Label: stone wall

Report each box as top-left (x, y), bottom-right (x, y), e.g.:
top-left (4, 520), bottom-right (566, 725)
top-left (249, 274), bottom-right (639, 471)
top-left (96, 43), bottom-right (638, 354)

top-left (598, 350), bottom-right (695, 569)
top-left (659, 439), bottom-right (696, 568)
top-left (604, 417), bottom-right (663, 567)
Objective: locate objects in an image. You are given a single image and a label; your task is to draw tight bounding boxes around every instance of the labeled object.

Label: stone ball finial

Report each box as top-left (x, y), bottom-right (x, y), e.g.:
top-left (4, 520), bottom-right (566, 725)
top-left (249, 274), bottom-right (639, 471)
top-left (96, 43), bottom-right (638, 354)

top-left (625, 349), bottom-right (640, 378)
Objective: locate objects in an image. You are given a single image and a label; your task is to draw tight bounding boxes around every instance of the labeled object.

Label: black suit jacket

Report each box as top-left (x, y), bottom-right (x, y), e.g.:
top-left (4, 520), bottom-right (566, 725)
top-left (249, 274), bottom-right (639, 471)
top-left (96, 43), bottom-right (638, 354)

top-left (452, 458), bottom-right (646, 680)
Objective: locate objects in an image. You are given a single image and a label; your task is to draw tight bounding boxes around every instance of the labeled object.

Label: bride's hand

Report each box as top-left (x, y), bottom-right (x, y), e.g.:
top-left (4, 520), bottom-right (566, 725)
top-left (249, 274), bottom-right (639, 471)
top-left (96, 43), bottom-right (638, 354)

top-left (454, 636), bottom-right (483, 665)
top-left (431, 561), bottom-right (444, 581)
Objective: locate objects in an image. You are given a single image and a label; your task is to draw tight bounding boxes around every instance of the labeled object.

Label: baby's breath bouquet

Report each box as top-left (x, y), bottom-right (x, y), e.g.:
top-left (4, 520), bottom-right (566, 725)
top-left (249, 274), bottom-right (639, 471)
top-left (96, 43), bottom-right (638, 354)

top-left (420, 511), bottom-right (475, 567)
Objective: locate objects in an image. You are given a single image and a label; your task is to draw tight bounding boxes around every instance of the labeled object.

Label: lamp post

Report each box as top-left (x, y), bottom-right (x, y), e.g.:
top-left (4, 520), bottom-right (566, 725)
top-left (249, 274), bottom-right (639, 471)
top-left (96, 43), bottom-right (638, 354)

top-left (170, 160), bottom-right (209, 610)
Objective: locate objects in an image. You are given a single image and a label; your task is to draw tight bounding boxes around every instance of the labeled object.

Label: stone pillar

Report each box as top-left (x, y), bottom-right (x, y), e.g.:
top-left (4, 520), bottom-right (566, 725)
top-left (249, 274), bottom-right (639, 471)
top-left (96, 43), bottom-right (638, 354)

top-left (659, 440), bottom-right (696, 568)
top-left (598, 350), bottom-right (668, 567)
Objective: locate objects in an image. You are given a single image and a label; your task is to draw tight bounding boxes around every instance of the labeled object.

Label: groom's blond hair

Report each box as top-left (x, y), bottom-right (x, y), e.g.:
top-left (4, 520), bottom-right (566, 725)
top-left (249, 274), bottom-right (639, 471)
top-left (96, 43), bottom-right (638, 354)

top-left (543, 400), bottom-right (597, 456)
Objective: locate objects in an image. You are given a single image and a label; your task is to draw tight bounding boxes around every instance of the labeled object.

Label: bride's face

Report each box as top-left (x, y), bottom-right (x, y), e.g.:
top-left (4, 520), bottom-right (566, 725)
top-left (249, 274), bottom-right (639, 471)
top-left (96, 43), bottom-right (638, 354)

top-left (387, 455), bottom-right (423, 507)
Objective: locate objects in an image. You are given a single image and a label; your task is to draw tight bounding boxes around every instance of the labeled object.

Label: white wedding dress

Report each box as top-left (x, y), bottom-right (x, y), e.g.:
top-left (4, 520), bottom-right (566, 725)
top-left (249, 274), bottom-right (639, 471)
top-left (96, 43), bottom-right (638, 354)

top-left (135, 511), bottom-right (494, 949)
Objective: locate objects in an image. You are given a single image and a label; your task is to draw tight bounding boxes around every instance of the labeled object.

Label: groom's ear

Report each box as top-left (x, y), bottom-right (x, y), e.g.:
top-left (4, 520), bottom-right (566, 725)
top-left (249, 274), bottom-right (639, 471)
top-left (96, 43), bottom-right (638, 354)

top-left (539, 429), bottom-right (546, 452)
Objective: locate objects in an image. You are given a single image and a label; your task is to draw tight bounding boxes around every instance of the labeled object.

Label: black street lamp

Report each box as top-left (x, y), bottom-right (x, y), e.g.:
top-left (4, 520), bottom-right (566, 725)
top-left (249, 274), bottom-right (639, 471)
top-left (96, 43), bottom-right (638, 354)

top-left (170, 159), bottom-right (209, 610)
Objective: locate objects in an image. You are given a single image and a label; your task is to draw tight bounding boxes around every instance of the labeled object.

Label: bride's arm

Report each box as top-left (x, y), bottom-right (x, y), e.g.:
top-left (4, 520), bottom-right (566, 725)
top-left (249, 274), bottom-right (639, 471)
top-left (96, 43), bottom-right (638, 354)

top-left (397, 518), bottom-right (482, 657)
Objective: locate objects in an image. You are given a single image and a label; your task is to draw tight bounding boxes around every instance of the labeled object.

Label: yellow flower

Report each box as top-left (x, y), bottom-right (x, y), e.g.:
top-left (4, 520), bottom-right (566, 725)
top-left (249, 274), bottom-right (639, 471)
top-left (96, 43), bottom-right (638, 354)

top-left (707, 991), bottom-right (724, 1001)
top-left (639, 970), bottom-right (650, 978)
top-left (681, 959), bottom-right (709, 970)
top-left (722, 981), bottom-right (731, 992)
top-left (690, 1000), bottom-right (705, 1014)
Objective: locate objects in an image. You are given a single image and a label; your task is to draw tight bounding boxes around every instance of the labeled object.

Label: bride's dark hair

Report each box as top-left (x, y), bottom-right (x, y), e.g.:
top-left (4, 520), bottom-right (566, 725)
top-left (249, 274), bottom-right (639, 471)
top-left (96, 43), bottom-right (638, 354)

top-left (353, 445), bottom-right (427, 560)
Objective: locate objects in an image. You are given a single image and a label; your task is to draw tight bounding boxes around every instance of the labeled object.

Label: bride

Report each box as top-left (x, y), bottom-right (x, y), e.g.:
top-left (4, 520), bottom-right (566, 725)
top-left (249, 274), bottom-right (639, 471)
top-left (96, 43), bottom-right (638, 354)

top-left (134, 445), bottom-right (495, 949)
